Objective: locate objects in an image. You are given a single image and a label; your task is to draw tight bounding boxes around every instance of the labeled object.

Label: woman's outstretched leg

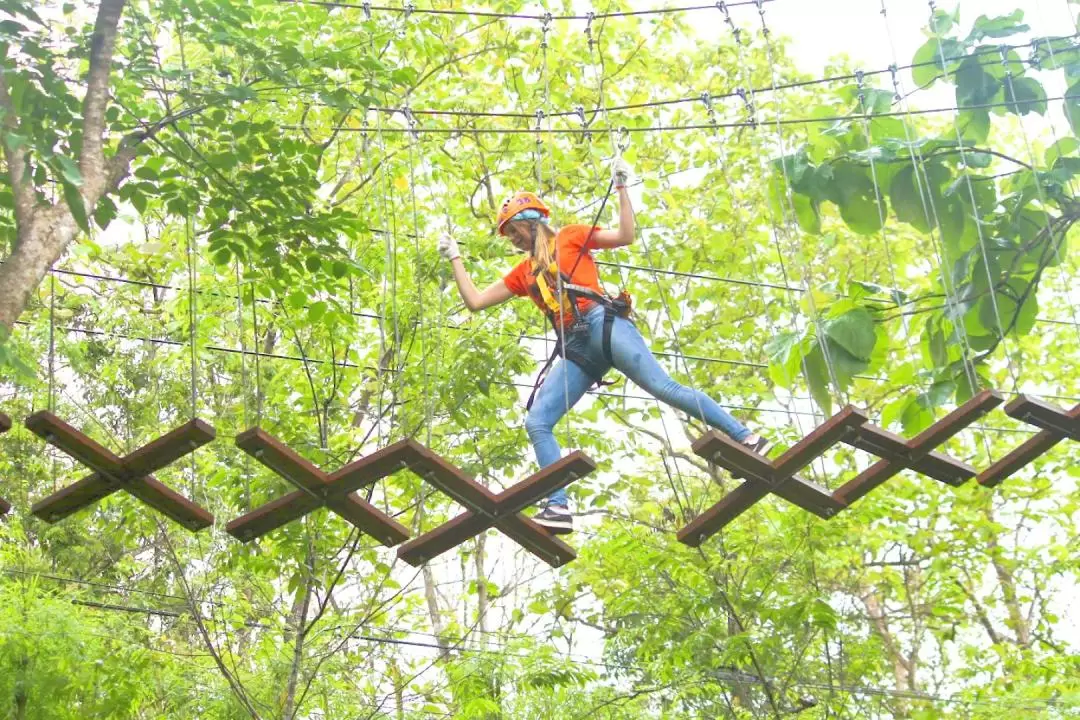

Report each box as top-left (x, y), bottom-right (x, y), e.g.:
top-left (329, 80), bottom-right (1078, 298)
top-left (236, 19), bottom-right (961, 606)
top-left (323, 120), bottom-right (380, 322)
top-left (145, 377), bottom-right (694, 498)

top-left (607, 317), bottom-right (756, 442)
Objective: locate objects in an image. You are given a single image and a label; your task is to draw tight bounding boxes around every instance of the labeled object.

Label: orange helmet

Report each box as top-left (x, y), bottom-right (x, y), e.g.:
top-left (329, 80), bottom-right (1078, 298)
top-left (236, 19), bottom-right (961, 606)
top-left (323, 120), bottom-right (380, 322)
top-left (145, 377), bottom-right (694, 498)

top-left (496, 192), bottom-right (550, 236)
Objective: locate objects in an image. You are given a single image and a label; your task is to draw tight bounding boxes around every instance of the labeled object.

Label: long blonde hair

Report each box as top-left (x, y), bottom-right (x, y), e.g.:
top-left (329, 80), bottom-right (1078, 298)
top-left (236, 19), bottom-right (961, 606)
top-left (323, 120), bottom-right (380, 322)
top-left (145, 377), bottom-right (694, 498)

top-left (531, 221), bottom-right (558, 273)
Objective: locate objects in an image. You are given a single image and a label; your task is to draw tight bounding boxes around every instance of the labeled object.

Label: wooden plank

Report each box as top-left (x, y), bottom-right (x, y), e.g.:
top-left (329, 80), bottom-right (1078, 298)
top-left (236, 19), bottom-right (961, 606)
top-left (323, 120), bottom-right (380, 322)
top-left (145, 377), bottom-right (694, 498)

top-left (25, 411), bottom-right (125, 477)
top-left (326, 439), bottom-right (424, 497)
top-left (411, 448), bottom-right (498, 514)
top-left (910, 390), bottom-right (1003, 449)
top-left (677, 480), bottom-right (770, 547)
top-left (326, 493), bottom-right (410, 547)
top-left (32, 472), bottom-right (123, 522)
top-left (124, 475), bottom-right (214, 531)
top-left (1005, 396), bottom-right (1080, 440)
top-left (487, 452), bottom-right (595, 514)
top-left (977, 431), bottom-right (1067, 488)
top-left (397, 453), bottom-right (593, 566)
top-left (397, 510), bottom-right (485, 566)
top-left (226, 489), bottom-right (323, 541)
top-left (495, 516), bottom-right (577, 567)
top-left (772, 477), bottom-right (847, 517)
top-left (774, 406), bottom-right (867, 475)
top-left (848, 425), bottom-right (910, 463)
top-left (124, 420), bottom-right (216, 477)
top-left (906, 451), bottom-right (976, 487)
top-left (398, 508), bottom-right (574, 568)
top-left (237, 427), bottom-right (326, 492)
top-left (691, 431), bottom-right (774, 483)
top-left (833, 461), bottom-right (903, 505)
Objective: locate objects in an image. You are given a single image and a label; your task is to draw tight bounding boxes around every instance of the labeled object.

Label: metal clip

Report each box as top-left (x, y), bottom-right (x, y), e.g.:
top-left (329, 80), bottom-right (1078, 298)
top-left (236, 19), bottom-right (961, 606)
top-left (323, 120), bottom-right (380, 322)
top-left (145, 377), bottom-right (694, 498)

top-left (888, 64), bottom-right (901, 101)
top-left (615, 126), bottom-right (630, 153)
top-left (402, 106), bottom-right (418, 140)
top-left (535, 108), bottom-right (546, 150)
top-left (362, 0), bottom-right (371, 19)
top-left (540, 12), bottom-right (552, 49)
top-left (717, 0), bottom-right (740, 42)
top-left (855, 69), bottom-right (866, 112)
top-left (998, 44), bottom-right (1014, 76)
top-left (585, 11), bottom-right (595, 51)
top-left (754, 0), bottom-right (769, 35)
top-left (575, 105), bottom-right (591, 142)
top-left (736, 86), bottom-right (756, 125)
top-left (404, 0), bottom-right (414, 19)
top-left (700, 91), bottom-right (717, 125)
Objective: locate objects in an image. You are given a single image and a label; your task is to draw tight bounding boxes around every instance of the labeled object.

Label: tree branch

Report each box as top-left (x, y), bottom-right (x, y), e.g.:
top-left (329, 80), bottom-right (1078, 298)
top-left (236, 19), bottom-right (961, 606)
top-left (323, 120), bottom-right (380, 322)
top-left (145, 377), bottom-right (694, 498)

top-left (81, 0), bottom-right (128, 201)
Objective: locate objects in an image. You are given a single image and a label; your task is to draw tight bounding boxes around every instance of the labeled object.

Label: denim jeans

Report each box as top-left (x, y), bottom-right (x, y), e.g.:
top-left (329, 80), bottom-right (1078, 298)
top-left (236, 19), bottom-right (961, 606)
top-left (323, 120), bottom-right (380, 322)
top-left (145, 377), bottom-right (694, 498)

top-left (525, 305), bottom-right (751, 507)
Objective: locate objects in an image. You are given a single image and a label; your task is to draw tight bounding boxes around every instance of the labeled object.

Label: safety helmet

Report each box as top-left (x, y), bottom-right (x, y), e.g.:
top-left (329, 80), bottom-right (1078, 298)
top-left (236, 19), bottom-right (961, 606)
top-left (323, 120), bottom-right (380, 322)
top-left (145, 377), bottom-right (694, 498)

top-left (496, 192), bottom-right (551, 236)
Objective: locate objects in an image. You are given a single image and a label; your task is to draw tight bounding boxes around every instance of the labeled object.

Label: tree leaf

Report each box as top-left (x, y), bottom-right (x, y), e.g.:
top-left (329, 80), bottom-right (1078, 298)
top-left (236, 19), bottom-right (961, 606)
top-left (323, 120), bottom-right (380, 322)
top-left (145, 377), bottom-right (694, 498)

top-left (1003, 77), bottom-right (1047, 116)
top-left (55, 155), bottom-right (83, 186)
top-left (1065, 81), bottom-right (1080, 136)
top-left (61, 180), bottom-right (89, 233)
top-left (967, 11), bottom-right (1029, 42)
top-left (824, 309), bottom-right (877, 361)
top-left (955, 56), bottom-right (1002, 108)
top-left (912, 38), bottom-right (965, 87)
top-left (803, 343), bottom-right (833, 416)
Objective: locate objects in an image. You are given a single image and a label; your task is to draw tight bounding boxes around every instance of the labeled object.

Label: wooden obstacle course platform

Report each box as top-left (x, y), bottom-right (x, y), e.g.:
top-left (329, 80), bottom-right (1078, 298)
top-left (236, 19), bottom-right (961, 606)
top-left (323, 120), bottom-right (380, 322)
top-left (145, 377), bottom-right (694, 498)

top-left (28, 411), bottom-right (215, 530)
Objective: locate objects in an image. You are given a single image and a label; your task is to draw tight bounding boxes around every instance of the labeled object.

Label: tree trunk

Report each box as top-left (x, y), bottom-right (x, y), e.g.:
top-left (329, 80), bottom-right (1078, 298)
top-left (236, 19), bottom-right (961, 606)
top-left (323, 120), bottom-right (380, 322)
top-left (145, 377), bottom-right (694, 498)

top-left (860, 587), bottom-right (913, 716)
top-left (282, 541), bottom-right (316, 720)
top-left (474, 534), bottom-right (490, 645)
top-left (0, 0), bottom-right (143, 334)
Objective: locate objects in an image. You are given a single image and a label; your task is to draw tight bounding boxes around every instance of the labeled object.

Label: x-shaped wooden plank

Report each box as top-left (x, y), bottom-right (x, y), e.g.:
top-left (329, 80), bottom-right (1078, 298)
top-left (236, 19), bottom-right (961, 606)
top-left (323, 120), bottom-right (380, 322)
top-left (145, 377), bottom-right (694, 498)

top-left (0, 413), bottom-right (11, 515)
top-left (224, 428), bottom-right (411, 546)
top-left (978, 396), bottom-right (1079, 488)
top-left (28, 411), bottom-right (215, 530)
top-left (398, 451), bottom-right (597, 569)
top-left (834, 390), bottom-right (1004, 505)
top-left (677, 406), bottom-right (867, 547)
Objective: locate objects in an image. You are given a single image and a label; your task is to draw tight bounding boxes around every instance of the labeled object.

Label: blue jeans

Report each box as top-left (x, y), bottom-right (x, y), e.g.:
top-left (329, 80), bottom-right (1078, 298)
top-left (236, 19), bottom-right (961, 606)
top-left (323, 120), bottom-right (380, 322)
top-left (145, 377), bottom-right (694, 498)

top-left (525, 305), bottom-right (751, 507)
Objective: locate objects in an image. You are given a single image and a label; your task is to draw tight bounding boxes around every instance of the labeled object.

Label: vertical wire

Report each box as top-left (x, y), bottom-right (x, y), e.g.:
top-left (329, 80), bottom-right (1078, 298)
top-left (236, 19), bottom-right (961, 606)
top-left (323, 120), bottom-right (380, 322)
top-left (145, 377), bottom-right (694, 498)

top-left (405, 117), bottom-right (432, 447)
top-left (591, 10), bottom-right (693, 516)
top-left (754, 0), bottom-right (848, 410)
top-left (880, 1), bottom-right (991, 466)
top-left (540, 14), bottom-right (574, 449)
top-left (185, 214), bottom-right (198, 499)
top-left (251, 284), bottom-right (263, 425)
top-left (48, 274), bottom-right (57, 492)
top-left (995, 31), bottom-right (1080, 348)
top-left (718, 6), bottom-right (814, 446)
top-left (854, 74), bottom-right (926, 397)
top-left (235, 261), bottom-right (251, 510)
top-left (727, 4), bottom-right (834, 483)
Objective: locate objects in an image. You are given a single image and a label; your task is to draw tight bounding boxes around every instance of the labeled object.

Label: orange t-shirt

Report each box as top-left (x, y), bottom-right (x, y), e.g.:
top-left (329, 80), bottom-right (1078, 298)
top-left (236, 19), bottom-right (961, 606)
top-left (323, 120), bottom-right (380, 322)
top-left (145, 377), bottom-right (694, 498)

top-left (502, 224), bottom-right (604, 326)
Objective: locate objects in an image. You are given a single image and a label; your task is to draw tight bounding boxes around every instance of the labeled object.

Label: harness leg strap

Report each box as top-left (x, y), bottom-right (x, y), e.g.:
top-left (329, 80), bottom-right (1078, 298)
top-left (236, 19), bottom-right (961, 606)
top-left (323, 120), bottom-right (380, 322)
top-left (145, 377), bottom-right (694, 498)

top-left (602, 308), bottom-right (616, 365)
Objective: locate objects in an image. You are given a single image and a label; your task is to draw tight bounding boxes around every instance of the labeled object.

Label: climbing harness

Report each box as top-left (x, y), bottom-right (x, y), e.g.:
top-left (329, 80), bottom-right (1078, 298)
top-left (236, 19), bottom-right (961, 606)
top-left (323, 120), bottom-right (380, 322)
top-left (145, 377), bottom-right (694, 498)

top-left (521, 191), bottom-right (635, 410)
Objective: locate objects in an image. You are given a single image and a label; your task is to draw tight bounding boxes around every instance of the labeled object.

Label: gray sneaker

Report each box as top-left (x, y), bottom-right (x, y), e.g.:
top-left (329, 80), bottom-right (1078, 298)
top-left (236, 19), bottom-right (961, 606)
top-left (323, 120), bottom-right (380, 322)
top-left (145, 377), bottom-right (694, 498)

top-left (741, 434), bottom-right (771, 456)
top-left (533, 504), bottom-right (573, 534)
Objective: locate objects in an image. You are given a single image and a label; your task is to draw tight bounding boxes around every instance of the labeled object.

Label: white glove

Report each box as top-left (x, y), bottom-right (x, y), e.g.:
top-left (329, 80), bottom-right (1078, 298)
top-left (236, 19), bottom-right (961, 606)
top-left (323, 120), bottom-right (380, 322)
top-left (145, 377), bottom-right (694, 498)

top-left (437, 234), bottom-right (460, 262)
top-left (612, 157), bottom-right (631, 187)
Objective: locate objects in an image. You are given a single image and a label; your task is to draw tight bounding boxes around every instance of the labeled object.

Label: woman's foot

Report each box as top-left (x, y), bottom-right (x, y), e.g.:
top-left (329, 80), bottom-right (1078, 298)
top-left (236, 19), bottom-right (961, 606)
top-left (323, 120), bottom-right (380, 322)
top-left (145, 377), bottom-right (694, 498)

top-left (741, 433), bottom-right (771, 456)
top-left (534, 504), bottom-right (574, 534)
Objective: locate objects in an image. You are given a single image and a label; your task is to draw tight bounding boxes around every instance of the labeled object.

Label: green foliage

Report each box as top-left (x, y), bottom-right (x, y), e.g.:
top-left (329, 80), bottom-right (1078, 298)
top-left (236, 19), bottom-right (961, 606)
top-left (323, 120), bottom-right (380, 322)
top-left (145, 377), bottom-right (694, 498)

top-left (0, 2), bottom-right (1078, 719)
top-left (767, 7), bottom-right (1079, 414)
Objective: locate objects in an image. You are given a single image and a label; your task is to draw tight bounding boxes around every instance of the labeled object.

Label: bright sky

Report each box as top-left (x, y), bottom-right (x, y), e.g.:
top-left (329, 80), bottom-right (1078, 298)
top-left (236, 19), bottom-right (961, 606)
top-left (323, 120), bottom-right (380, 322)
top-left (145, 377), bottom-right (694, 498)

top-left (759, 0), bottom-right (1073, 78)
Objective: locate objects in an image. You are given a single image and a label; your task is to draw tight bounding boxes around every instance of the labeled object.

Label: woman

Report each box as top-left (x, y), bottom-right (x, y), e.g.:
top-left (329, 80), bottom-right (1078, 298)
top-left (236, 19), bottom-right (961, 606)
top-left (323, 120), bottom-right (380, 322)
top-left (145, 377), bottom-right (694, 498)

top-left (437, 159), bottom-right (768, 535)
